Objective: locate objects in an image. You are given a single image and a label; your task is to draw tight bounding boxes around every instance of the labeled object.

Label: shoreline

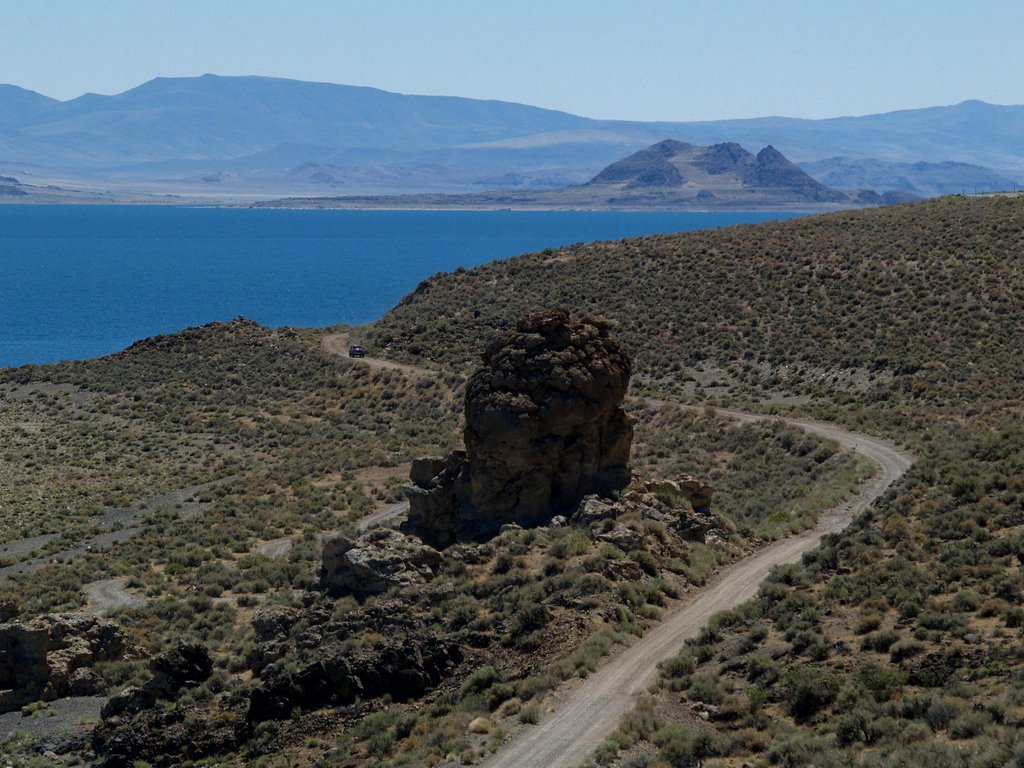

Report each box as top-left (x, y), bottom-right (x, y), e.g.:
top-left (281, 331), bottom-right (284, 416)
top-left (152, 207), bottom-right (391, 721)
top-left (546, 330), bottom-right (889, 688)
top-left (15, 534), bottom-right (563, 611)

top-left (0, 196), bottom-right (837, 213)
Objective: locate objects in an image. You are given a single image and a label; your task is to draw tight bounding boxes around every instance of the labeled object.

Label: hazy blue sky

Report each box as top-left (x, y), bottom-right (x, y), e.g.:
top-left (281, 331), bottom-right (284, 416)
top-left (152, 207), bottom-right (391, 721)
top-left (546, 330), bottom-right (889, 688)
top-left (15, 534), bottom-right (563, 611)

top-left (4, 0), bottom-right (1022, 121)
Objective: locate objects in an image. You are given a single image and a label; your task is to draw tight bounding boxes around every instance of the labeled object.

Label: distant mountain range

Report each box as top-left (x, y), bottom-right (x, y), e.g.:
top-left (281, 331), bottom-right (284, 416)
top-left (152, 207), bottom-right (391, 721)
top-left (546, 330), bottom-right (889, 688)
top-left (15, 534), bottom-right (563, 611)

top-left (801, 157), bottom-right (1020, 198)
top-left (0, 74), bottom-right (1021, 201)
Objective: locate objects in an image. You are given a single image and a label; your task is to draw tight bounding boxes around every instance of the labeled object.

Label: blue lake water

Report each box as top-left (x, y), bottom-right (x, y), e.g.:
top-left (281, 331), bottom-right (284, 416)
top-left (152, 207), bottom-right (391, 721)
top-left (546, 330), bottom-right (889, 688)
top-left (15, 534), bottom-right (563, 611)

top-left (0, 206), bottom-right (802, 368)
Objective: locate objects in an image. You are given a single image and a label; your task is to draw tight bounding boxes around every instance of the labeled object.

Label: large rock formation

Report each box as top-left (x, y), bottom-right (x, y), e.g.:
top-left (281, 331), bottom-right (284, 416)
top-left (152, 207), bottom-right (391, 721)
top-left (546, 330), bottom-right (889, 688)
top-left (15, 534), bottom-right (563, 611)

top-left (403, 308), bottom-right (634, 547)
top-left (0, 615), bottom-right (129, 713)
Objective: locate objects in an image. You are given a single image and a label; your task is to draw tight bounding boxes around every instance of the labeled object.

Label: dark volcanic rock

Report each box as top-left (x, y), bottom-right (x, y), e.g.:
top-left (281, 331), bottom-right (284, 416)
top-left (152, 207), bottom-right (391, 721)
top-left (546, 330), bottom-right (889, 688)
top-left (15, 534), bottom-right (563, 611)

top-left (149, 642), bottom-right (213, 693)
top-left (0, 615), bottom-right (128, 713)
top-left (403, 308), bottom-right (633, 546)
top-left (95, 643), bottom-right (221, 767)
top-left (100, 642), bottom-right (212, 719)
top-left (402, 451), bottom-right (471, 549)
top-left (247, 634), bottom-right (462, 722)
top-left (93, 699), bottom-right (243, 768)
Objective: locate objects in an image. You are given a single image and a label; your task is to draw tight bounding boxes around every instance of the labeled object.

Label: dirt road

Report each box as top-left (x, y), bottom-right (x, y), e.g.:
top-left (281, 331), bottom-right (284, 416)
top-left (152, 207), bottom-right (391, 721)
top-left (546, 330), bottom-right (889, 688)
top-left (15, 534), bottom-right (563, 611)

top-left (83, 577), bottom-right (145, 614)
top-left (322, 333), bottom-right (432, 376)
top-left (356, 500), bottom-right (410, 533)
top-left (482, 411), bottom-right (913, 768)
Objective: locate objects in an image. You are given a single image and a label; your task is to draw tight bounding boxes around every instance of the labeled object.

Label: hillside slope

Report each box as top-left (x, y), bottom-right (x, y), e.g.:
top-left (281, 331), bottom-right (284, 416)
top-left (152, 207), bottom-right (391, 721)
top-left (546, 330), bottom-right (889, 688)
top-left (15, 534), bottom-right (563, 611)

top-left (3, 195), bottom-right (1024, 765)
top-left (803, 156), bottom-right (1019, 197)
top-left (369, 195), bottom-right (1023, 401)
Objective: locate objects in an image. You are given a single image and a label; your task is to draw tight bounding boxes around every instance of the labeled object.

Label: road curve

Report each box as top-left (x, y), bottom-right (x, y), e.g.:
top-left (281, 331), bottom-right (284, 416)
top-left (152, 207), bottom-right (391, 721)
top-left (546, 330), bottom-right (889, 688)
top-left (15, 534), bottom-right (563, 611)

top-left (356, 500), bottom-right (410, 533)
top-left (481, 408), bottom-right (913, 768)
top-left (322, 333), bottom-right (432, 376)
top-left (83, 577), bottom-right (145, 614)
top-left (316, 333), bottom-right (916, 766)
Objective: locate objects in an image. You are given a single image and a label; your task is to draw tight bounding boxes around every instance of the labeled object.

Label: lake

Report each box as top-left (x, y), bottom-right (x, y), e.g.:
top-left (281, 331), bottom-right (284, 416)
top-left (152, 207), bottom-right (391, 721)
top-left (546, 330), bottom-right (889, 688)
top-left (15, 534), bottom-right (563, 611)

top-left (0, 206), bottom-right (802, 367)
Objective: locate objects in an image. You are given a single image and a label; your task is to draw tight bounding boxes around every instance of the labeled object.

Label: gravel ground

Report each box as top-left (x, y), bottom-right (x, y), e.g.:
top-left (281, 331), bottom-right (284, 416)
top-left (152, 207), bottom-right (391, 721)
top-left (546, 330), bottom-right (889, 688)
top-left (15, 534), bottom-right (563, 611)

top-left (82, 577), bottom-right (145, 614)
top-left (0, 695), bottom-right (104, 747)
top-left (0, 533), bottom-right (57, 561)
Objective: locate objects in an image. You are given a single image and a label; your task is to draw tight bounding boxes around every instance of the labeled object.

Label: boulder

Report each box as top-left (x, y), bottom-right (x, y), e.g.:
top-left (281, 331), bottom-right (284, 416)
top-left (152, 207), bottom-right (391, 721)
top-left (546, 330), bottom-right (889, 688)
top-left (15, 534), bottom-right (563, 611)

top-left (595, 523), bottom-right (646, 553)
top-left (252, 606), bottom-right (302, 643)
top-left (319, 529), bottom-right (442, 597)
top-left (648, 476), bottom-right (715, 517)
top-left (149, 642), bottom-right (213, 695)
top-left (571, 495), bottom-right (619, 527)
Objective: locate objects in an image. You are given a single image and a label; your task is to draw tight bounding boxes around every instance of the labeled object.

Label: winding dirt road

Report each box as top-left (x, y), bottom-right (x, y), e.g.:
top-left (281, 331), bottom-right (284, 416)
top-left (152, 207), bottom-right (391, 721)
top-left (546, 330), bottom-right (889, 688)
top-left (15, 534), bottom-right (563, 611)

top-left (356, 499), bottom-right (410, 533)
top-left (482, 413), bottom-right (913, 768)
top-left (319, 333), bottom-right (915, 767)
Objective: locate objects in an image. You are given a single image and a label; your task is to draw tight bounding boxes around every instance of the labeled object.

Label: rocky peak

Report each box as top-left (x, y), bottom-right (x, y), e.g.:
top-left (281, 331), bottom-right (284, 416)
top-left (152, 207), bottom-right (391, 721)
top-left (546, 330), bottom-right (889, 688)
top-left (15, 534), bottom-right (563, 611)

top-left (697, 142), bottom-right (756, 175)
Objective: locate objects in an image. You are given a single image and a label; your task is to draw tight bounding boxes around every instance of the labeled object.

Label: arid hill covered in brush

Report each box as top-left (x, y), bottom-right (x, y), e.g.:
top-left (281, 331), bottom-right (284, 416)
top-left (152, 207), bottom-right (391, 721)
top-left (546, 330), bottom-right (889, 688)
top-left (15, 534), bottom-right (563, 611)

top-left (582, 139), bottom-right (849, 204)
top-left (370, 195), bottom-right (1022, 400)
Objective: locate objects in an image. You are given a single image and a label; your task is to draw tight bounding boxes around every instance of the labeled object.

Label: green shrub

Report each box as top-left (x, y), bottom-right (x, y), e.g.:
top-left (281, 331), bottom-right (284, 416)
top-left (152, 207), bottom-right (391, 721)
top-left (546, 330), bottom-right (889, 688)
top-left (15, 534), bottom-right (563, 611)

top-left (860, 630), bottom-right (900, 653)
top-left (889, 638), bottom-right (926, 662)
top-left (783, 667), bottom-right (839, 721)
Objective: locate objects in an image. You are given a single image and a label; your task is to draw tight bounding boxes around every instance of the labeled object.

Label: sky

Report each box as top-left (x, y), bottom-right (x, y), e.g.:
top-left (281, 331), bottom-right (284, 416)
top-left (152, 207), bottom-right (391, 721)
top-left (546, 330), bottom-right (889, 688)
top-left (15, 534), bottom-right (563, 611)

top-left (3, 0), bottom-right (1022, 122)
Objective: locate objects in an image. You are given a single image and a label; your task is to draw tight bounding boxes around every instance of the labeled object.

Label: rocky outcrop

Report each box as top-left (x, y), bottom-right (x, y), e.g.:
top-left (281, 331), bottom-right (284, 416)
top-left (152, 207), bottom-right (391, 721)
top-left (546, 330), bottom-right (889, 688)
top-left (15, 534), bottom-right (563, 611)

top-left (646, 476), bottom-right (715, 516)
top-left (571, 475), bottom-right (724, 543)
top-left (94, 644), bottom-right (218, 767)
top-left (319, 529), bottom-right (442, 597)
top-left (402, 453), bottom-right (470, 549)
top-left (0, 615), bottom-right (129, 713)
top-left (403, 308), bottom-right (634, 547)
top-left (247, 633), bottom-right (462, 722)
